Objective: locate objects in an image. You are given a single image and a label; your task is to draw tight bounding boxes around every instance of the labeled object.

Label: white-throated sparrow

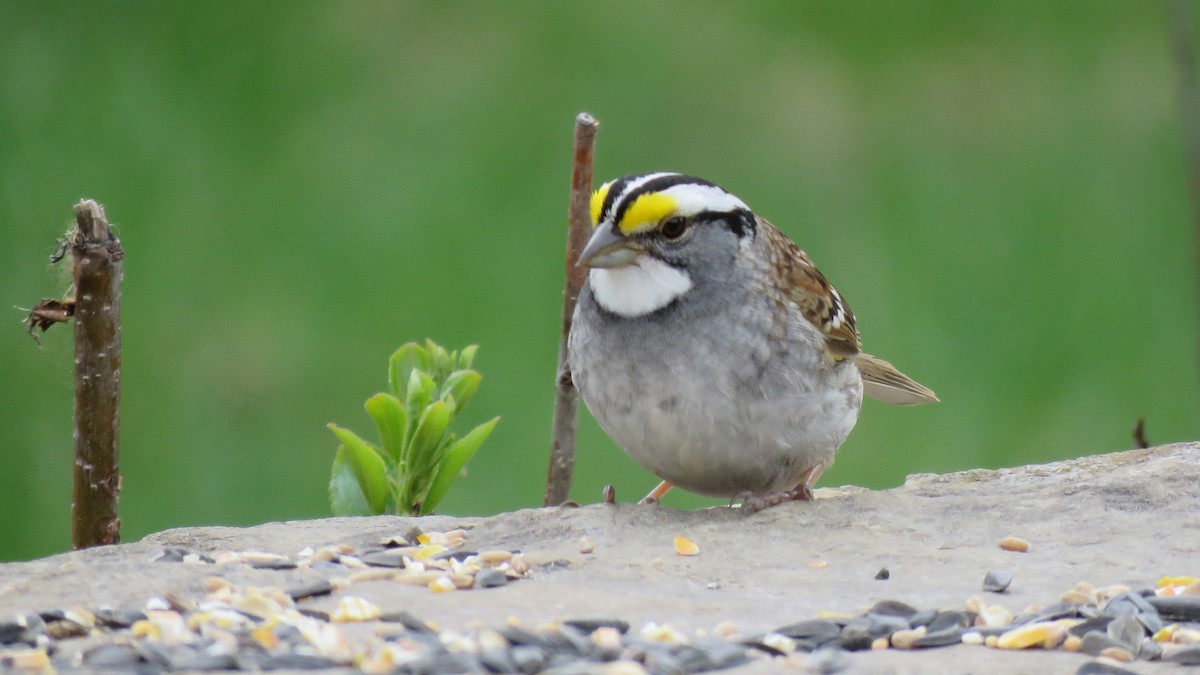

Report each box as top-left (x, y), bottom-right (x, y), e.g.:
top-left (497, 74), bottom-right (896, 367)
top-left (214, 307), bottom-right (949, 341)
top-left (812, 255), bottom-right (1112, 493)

top-left (567, 173), bottom-right (937, 510)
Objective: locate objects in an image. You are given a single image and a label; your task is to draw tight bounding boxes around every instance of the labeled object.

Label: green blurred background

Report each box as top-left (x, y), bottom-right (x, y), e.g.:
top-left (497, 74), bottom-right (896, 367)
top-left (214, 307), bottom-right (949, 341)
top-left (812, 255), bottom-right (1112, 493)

top-left (2, 2), bottom-right (1197, 562)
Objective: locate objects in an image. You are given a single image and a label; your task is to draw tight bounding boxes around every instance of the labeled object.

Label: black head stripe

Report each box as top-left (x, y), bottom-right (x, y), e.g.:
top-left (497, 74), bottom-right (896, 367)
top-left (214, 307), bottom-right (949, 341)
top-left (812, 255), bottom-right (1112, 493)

top-left (695, 208), bottom-right (757, 239)
top-left (610, 174), bottom-right (718, 230)
top-left (599, 174), bottom-right (637, 226)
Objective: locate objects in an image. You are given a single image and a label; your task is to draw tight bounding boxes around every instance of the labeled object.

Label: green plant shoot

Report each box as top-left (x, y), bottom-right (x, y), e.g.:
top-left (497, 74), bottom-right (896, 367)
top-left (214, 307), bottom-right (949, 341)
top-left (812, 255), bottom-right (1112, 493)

top-left (328, 340), bottom-right (499, 516)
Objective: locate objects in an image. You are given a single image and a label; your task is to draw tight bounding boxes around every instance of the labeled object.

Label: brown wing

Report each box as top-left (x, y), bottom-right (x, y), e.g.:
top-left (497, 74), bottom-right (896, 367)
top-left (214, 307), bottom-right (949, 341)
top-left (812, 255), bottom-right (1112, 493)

top-left (760, 217), bottom-right (861, 359)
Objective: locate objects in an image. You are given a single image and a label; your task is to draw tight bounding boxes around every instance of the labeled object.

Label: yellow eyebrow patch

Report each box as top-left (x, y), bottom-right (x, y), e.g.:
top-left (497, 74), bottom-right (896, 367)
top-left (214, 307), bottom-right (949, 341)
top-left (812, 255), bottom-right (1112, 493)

top-left (590, 182), bottom-right (614, 225)
top-left (618, 192), bottom-right (677, 234)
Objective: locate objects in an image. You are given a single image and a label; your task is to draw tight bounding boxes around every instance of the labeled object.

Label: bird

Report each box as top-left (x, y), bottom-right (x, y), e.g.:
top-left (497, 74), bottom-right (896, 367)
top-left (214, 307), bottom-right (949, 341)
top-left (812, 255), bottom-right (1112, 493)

top-left (566, 172), bottom-right (937, 511)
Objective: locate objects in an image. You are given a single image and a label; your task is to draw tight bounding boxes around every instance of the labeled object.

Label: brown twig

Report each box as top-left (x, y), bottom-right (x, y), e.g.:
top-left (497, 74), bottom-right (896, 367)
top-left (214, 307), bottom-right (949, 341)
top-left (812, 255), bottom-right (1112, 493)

top-left (1165, 0), bottom-right (1200, 395)
top-left (70, 200), bottom-right (124, 549)
top-left (1132, 417), bottom-right (1151, 449)
top-left (544, 112), bottom-right (599, 506)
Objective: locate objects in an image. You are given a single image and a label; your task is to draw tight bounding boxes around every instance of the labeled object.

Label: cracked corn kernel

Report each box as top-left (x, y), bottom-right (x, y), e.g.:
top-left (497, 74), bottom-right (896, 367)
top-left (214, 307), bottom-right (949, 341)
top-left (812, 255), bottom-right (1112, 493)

top-left (428, 576), bottom-right (456, 593)
top-left (674, 536), bottom-right (699, 556)
top-left (330, 596), bottom-right (381, 622)
top-left (996, 622), bottom-right (1065, 649)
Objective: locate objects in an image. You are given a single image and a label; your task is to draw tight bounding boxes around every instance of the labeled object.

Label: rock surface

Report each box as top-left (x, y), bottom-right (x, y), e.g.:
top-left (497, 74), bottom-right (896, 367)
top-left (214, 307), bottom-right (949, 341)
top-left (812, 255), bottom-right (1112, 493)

top-left (1, 442), bottom-right (1198, 673)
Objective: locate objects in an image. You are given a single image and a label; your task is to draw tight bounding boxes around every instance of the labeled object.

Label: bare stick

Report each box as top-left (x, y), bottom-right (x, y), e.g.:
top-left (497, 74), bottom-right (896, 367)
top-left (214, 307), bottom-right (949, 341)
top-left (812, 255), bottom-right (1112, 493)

top-left (1165, 0), bottom-right (1200, 391)
top-left (545, 112), bottom-right (599, 506)
top-left (71, 200), bottom-right (124, 549)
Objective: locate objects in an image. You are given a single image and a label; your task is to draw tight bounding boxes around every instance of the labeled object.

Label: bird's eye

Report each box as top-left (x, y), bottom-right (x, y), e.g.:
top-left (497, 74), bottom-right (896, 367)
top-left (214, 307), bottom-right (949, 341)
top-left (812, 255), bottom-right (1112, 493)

top-left (661, 217), bottom-right (689, 240)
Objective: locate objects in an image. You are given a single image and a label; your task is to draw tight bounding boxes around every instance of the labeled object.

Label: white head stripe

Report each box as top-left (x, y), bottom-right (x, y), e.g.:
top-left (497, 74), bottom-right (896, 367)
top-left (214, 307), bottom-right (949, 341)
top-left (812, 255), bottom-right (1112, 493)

top-left (655, 183), bottom-right (749, 216)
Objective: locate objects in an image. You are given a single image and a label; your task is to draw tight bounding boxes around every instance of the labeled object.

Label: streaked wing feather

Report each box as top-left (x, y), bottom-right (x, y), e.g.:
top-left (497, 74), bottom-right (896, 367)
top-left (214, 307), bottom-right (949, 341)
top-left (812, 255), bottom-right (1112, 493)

top-left (761, 218), bottom-right (860, 358)
top-left (857, 353), bottom-right (939, 405)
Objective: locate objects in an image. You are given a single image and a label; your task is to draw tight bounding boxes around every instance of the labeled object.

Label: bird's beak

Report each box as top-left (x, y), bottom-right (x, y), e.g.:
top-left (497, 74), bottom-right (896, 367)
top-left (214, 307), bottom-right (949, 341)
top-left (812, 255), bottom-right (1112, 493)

top-left (578, 226), bottom-right (645, 268)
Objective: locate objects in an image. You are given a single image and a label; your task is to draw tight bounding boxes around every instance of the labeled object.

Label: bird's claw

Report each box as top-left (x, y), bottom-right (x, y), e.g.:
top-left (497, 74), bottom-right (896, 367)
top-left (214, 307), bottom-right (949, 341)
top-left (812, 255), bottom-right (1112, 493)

top-left (733, 484), bottom-right (815, 513)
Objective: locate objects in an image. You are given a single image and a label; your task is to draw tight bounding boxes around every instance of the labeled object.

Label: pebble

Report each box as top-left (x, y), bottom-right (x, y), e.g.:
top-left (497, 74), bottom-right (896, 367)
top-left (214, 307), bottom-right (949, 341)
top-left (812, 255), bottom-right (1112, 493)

top-left (1069, 616), bottom-right (1114, 637)
top-left (868, 599), bottom-right (919, 620)
top-left (1105, 614), bottom-right (1144, 649)
top-left (475, 568), bottom-right (509, 588)
top-left (82, 643), bottom-right (145, 668)
top-left (93, 607), bottom-right (146, 629)
top-left (874, 567), bottom-right (890, 580)
top-left (807, 645), bottom-right (850, 674)
top-left (578, 537), bottom-right (595, 554)
top-left (360, 549), bottom-right (410, 568)
top-left (1075, 658), bottom-right (1139, 675)
top-left (926, 611), bottom-right (972, 634)
top-left (1064, 635), bottom-right (1083, 651)
top-left (908, 608), bottom-right (939, 628)
top-left (0, 622), bottom-right (25, 646)
top-left (1137, 637), bottom-right (1162, 660)
top-left (1106, 592), bottom-right (1164, 634)
top-left (149, 547), bottom-right (190, 563)
top-left (912, 629), bottom-right (967, 649)
top-left (285, 579), bottom-right (335, 601)
top-left (1082, 631), bottom-right (1132, 656)
top-left (1147, 595), bottom-right (1200, 622)
top-left (510, 644), bottom-right (548, 673)
top-left (565, 618), bottom-right (630, 634)
top-left (773, 619), bottom-right (841, 646)
top-left (983, 570), bottom-right (1013, 593)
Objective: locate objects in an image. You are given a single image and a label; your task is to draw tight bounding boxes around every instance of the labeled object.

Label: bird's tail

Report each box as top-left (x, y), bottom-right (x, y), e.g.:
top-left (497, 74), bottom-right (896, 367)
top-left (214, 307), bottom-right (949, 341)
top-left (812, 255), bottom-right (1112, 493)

top-left (857, 353), bottom-right (940, 406)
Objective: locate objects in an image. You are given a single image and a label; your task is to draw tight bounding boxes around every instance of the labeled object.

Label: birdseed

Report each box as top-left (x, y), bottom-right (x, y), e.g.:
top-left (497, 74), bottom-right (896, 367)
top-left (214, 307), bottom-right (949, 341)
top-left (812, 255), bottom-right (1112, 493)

top-left (998, 536), bottom-right (1031, 552)
top-left (8, 529), bottom-right (1199, 674)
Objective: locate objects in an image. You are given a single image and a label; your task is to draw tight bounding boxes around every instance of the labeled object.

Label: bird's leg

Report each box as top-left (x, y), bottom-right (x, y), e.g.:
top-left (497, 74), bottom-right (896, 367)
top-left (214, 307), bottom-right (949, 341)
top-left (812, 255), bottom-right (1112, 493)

top-left (792, 460), bottom-right (832, 501)
top-left (737, 460), bottom-right (832, 513)
top-left (639, 481), bottom-right (673, 505)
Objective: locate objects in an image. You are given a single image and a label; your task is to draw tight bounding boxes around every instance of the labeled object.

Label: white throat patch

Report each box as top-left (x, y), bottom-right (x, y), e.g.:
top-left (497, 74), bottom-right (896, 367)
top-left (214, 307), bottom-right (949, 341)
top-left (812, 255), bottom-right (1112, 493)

top-left (589, 257), bottom-right (692, 318)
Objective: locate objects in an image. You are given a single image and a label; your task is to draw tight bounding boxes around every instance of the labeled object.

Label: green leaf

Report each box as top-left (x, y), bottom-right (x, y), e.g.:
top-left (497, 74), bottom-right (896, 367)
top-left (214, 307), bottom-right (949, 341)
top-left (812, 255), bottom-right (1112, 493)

top-left (440, 370), bottom-right (481, 412)
top-left (404, 370), bottom-right (435, 444)
top-left (387, 342), bottom-right (422, 398)
top-left (456, 345), bottom-right (479, 370)
top-left (422, 417), bottom-right (499, 514)
top-left (365, 393), bottom-right (407, 465)
top-left (427, 340), bottom-right (451, 378)
top-left (327, 424), bottom-right (389, 514)
top-left (408, 400), bottom-right (451, 473)
top-left (329, 445), bottom-right (372, 516)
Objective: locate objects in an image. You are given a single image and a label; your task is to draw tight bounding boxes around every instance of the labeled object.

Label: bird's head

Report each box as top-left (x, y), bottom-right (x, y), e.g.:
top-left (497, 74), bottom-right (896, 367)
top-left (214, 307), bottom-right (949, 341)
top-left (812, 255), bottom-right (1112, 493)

top-left (581, 173), bottom-right (757, 317)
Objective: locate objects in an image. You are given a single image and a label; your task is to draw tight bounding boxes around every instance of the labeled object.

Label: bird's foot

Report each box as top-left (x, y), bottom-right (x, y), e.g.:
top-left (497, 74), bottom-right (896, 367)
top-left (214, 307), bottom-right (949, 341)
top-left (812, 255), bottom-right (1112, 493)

top-left (734, 485), bottom-right (814, 513)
